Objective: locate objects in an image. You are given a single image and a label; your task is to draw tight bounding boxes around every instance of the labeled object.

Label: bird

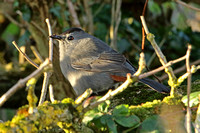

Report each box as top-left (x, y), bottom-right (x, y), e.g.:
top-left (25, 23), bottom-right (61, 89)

top-left (50, 27), bottom-right (170, 96)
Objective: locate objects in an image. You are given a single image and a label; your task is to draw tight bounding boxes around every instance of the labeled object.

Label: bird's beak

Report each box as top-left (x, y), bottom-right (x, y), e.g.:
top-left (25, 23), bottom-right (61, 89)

top-left (50, 35), bottom-right (65, 40)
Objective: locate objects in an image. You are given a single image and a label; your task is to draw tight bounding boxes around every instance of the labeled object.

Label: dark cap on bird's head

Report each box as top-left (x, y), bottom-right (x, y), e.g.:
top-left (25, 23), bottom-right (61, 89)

top-left (50, 27), bottom-right (84, 40)
top-left (61, 27), bottom-right (83, 35)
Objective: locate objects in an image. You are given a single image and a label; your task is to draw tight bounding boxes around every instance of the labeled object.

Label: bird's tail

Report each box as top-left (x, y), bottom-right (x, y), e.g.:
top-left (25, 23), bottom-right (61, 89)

top-left (140, 78), bottom-right (170, 93)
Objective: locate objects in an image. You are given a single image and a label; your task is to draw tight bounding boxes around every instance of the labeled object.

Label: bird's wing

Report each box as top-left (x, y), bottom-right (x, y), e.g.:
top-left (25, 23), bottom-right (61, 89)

top-left (71, 51), bottom-right (132, 73)
top-left (70, 36), bottom-right (136, 74)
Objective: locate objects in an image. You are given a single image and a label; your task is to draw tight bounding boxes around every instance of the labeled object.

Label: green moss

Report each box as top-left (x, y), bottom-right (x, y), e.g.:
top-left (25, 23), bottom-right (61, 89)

top-left (128, 94), bottom-right (184, 122)
top-left (180, 79), bottom-right (200, 95)
top-left (129, 99), bottom-right (162, 121)
top-left (61, 98), bottom-right (75, 105)
top-left (162, 95), bottom-right (182, 105)
top-left (26, 78), bottom-right (38, 114)
top-left (0, 100), bottom-right (93, 133)
top-left (110, 85), bottom-right (167, 108)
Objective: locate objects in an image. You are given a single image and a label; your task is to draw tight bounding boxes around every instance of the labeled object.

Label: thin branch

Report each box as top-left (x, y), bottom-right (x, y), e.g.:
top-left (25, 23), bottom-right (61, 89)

top-left (93, 2), bottom-right (105, 17)
top-left (128, 37), bottom-right (141, 51)
top-left (175, 0), bottom-right (200, 12)
top-left (0, 59), bottom-right (50, 107)
top-left (38, 72), bottom-right (52, 106)
top-left (186, 44), bottom-right (192, 133)
top-left (177, 65), bottom-right (198, 85)
top-left (2, 11), bottom-right (24, 28)
top-left (30, 46), bottom-right (44, 63)
top-left (49, 84), bottom-right (55, 103)
top-left (12, 41), bottom-right (39, 68)
top-left (140, 16), bottom-right (149, 34)
top-left (45, 18), bottom-right (53, 62)
top-left (141, 28), bottom-right (145, 51)
top-left (142, 0), bottom-right (149, 16)
top-left (141, 0), bottom-right (149, 51)
top-left (139, 55), bottom-right (186, 79)
top-left (38, 18), bottom-right (54, 106)
top-left (147, 37), bottom-right (166, 67)
top-left (75, 88), bottom-right (93, 105)
top-left (159, 59), bottom-right (200, 81)
top-left (30, 21), bottom-right (47, 37)
top-left (67, 0), bottom-right (81, 27)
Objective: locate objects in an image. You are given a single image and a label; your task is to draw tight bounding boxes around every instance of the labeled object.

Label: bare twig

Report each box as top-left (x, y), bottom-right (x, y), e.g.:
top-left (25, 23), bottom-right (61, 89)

top-left (141, 28), bottom-right (145, 51)
top-left (30, 46), bottom-right (44, 63)
top-left (30, 21), bottom-right (47, 37)
top-left (140, 16), bottom-right (149, 34)
top-left (147, 37), bottom-right (166, 67)
top-left (175, 0), bottom-right (200, 12)
top-left (46, 18), bottom-right (53, 62)
top-left (19, 46), bottom-right (25, 64)
top-left (93, 2), bottom-right (105, 17)
top-left (4, 18), bottom-right (54, 107)
top-left (141, 0), bottom-right (148, 51)
top-left (38, 18), bottom-right (54, 106)
top-left (12, 41), bottom-right (39, 68)
top-left (49, 84), bottom-right (55, 103)
top-left (0, 59), bottom-right (50, 107)
top-left (139, 55), bottom-right (186, 79)
top-left (2, 11), bottom-right (24, 28)
top-left (159, 59), bottom-right (200, 81)
top-left (142, 0), bottom-right (148, 16)
top-left (128, 37), bottom-right (141, 51)
top-left (38, 72), bottom-right (52, 106)
top-left (177, 65), bottom-right (198, 85)
top-left (67, 0), bottom-right (81, 27)
top-left (186, 44), bottom-right (192, 133)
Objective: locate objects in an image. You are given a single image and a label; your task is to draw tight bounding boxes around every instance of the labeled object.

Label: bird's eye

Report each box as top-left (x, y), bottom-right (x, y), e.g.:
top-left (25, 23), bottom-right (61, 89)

top-left (67, 36), bottom-right (74, 40)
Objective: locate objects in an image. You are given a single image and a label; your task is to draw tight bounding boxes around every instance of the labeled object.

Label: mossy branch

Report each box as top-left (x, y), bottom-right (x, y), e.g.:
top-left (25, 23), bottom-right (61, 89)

top-left (26, 78), bottom-right (38, 114)
top-left (140, 16), bottom-right (200, 97)
top-left (0, 98), bottom-right (94, 132)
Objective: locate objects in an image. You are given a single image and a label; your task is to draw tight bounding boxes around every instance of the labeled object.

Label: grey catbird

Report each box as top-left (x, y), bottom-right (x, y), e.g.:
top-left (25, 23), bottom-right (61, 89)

top-left (50, 28), bottom-right (170, 96)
